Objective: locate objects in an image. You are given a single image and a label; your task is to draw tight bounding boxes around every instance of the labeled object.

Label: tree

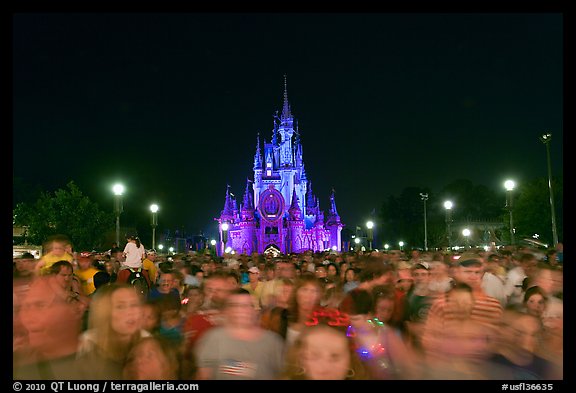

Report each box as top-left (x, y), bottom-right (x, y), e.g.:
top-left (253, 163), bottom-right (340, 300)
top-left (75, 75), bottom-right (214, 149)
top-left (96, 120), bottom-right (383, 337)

top-left (13, 181), bottom-right (115, 251)
top-left (513, 176), bottom-right (563, 246)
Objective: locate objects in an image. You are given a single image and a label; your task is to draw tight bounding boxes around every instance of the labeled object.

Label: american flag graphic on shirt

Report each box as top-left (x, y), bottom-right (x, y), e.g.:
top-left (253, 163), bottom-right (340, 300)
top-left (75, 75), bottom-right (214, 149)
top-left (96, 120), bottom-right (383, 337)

top-left (219, 359), bottom-right (257, 377)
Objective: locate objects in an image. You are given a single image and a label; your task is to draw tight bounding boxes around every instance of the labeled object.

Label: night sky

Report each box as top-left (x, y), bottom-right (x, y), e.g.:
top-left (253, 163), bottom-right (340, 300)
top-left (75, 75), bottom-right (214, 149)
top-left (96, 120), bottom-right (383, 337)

top-left (12, 13), bottom-right (563, 241)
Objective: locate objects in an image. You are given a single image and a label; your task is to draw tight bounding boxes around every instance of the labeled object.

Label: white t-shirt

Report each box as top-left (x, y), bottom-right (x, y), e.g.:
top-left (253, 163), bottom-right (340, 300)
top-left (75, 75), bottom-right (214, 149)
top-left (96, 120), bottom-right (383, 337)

top-left (123, 242), bottom-right (145, 268)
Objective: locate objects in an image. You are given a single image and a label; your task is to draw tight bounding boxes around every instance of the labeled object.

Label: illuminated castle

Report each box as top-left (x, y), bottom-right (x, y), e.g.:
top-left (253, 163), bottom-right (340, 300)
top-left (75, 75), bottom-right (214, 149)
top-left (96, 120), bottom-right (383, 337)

top-left (216, 78), bottom-right (344, 255)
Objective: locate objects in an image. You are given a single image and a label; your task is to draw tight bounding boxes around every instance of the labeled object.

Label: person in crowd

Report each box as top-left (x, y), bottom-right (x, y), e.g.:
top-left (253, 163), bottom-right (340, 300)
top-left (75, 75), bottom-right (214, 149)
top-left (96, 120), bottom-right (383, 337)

top-left (181, 285), bottom-right (204, 317)
top-left (194, 288), bottom-right (285, 380)
top-left (121, 233), bottom-right (146, 270)
top-left (13, 275), bottom-right (114, 379)
top-left (77, 283), bottom-right (150, 377)
top-left (340, 287), bottom-right (421, 379)
top-left (142, 299), bottom-right (162, 335)
top-left (402, 262), bottom-right (436, 353)
top-left (260, 259), bottom-right (296, 309)
top-left (148, 270), bottom-right (181, 303)
top-left (74, 251), bottom-right (100, 296)
top-left (34, 234), bottom-right (74, 275)
top-left (489, 307), bottom-right (560, 380)
top-left (504, 252), bottom-right (539, 307)
top-left (522, 285), bottom-right (548, 320)
top-left (422, 255), bottom-right (503, 368)
top-left (103, 259), bottom-right (118, 283)
top-left (281, 322), bottom-right (369, 380)
top-left (342, 267), bottom-right (360, 293)
top-left (427, 260), bottom-right (454, 295)
top-left (260, 274), bottom-right (323, 347)
top-left (241, 266), bottom-right (265, 310)
top-left (123, 336), bottom-right (182, 380)
top-left (142, 250), bottom-right (159, 285)
top-left (13, 252), bottom-right (38, 300)
top-left (49, 260), bottom-right (90, 309)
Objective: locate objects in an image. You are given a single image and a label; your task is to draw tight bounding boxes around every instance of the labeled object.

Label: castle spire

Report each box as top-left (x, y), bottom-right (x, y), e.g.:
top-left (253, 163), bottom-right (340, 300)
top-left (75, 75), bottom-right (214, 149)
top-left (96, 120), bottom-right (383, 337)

top-left (221, 184), bottom-right (234, 217)
top-left (242, 178), bottom-right (255, 210)
top-left (281, 74), bottom-right (291, 120)
top-left (253, 132), bottom-right (262, 169)
top-left (329, 188), bottom-right (339, 216)
top-left (288, 185), bottom-right (302, 219)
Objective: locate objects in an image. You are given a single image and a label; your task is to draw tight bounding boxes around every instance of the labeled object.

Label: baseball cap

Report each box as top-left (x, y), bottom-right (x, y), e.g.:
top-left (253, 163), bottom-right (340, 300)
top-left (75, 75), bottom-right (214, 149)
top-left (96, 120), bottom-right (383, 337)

top-left (248, 266), bottom-right (260, 274)
top-left (16, 252), bottom-right (36, 260)
top-left (78, 251), bottom-right (93, 259)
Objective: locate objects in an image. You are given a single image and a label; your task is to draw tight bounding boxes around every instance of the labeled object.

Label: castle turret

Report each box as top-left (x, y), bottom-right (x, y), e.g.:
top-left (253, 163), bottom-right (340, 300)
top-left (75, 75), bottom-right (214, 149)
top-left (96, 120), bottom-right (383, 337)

top-left (325, 188), bottom-right (344, 251)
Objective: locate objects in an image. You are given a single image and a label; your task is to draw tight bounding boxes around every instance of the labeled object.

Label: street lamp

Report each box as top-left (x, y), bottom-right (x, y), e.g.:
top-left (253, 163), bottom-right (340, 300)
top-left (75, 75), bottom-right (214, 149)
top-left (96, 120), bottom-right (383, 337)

top-left (384, 243), bottom-right (390, 251)
top-left (149, 203), bottom-right (159, 251)
top-left (462, 228), bottom-right (471, 249)
top-left (221, 222), bottom-right (229, 256)
top-left (504, 180), bottom-right (516, 246)
top-left (444, 200), bottom-right (453, 250)
top-left (366, 221), bottom-right (374, 250)
top-left (112, 183), bottom-right (125, 246)
top-left (540, 132), bottom-right (559, 247)
top-left (399, 241), bottom-right (405, 251)
top-left (158, 244), bottom-right (164, 254)
top-left (420, 193), bottom-right (429, 251)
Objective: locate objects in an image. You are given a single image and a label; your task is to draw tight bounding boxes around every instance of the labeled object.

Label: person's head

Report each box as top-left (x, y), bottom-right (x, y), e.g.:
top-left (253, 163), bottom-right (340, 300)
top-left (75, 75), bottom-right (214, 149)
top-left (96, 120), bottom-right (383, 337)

top-left (49, 260), bottom-right (75, 289)
top-left (357, 256), bottom-right (394, 286)
top-left (141, 301), bottom-right (161, 333)
top-left (93, 271), bottom-right (111, 290)
top-left (44, 234), bottom-right (71, 257)
top-left (247, 266), bottom-right (260, 282)
top-left (326, 263), bottom-right (339, 277)
top-left (314, 264), bottom-right (328, 279)
top-left (372, 285), bottom-right (396, 323)
top-left (223, 288), bottom-right (258, 328)
top-left (445, 282), bottom-right (474, 320)
top-left (339, 289), bottom-right (374, 334)
top-left (17, 275), bottom-right (85, 357)
top-left (76, 251), bottom-right (95, 271)
top-left (411, 262), bottom-right (431, 288)
top-left (395, 268), bottom-right (414, 293)
top-left (453, 257), bottom-right (484, 290)
top-left (532, 264), bottom-right (562, 297)
top-left (123, 336), bottom-right (180, 380)
top-left (88, 283), bottom-right (144, 341)
top-left (276, 260), bottom-right (297, 279)
top-left (291, 274), bottom-right (323, 314)
top-left (14, 252), bottom-right (37, 275)
top-left (157, 271), bottom-right (176, 294)
top-left (201, 270), bottom-right (235, 309)
top-left (523, 286), bottom-right (548, 318)
top-left (294, 324), bottom-right (359, 380)
top-left (182, 285), bottom-right (204, 313)
top-left (499, 308), bottom-right (543, 360)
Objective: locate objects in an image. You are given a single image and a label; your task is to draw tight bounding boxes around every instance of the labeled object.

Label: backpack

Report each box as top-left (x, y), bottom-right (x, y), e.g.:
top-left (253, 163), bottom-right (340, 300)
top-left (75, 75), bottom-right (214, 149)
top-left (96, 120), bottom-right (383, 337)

top-left (128, 267), bottom-right (149, 299)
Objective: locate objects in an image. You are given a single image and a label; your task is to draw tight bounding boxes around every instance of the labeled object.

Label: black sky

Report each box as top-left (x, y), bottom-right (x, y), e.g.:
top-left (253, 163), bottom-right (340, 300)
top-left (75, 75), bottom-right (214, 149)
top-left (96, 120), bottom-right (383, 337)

top-left (12, 12), bottom-right (564, 240)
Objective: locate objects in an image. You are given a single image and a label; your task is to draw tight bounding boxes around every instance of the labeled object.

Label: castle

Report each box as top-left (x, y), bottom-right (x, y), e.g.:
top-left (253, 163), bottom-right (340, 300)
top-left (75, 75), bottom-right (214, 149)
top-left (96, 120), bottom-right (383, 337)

top-left (216, 79), bottom-right (344, 255)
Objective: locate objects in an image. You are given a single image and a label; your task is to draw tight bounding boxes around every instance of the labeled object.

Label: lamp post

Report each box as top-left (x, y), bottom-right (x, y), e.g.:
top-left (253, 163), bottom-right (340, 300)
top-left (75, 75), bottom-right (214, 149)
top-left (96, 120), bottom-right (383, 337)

top-left (384, 243), bottom-right (390, 252)
top-left (221, 222), bottom-right (229, 256)
top-left (158, 244), bottom-right (164, 254)
top-left (504, 180), bottom-right (516, 246)
top-left (112, 183), bottom-right (125, 246)
top-left (399, 241), bottom-right (405, 252)
top-left (462, 228), bottom-right (471, 249)
top-left (540, 132), bottom-right (559, 247)
top-left (366, 221), bottom-right (374, 250)
top-left (444, 200), bottom-right (453, 250)
top-left (149, 203), bottom-right (159, 251)
top-left (420, 193), bottom-right (429, 251)
top-left (353, 237), bottom-right (361, 251)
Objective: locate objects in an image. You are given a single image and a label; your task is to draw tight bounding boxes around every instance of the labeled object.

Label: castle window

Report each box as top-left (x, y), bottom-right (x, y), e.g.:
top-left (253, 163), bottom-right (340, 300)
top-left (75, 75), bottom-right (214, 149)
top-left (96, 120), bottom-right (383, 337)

top-left (265, 226), bottom-right (278, 235)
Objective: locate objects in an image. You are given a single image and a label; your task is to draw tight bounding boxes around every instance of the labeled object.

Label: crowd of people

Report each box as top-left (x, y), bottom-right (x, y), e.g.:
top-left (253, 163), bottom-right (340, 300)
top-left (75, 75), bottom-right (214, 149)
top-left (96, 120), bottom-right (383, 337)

top-left (13, 233), bottom-right (564, 380)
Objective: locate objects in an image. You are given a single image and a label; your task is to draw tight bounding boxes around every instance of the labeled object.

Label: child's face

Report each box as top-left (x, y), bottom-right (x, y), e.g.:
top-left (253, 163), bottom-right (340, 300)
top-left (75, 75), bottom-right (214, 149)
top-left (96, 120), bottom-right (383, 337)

top-left (301, 327), bottom-right (351, 380)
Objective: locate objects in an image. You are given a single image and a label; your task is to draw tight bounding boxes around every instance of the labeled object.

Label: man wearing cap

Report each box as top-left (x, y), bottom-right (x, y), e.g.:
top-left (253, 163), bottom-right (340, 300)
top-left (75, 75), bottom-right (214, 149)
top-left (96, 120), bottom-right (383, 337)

top-left (74, 252), bottom-right (100, 296)
top-left (421, 254), bottom-right (503, 361)
top-left (242, 266), bottom-right (264, 311)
